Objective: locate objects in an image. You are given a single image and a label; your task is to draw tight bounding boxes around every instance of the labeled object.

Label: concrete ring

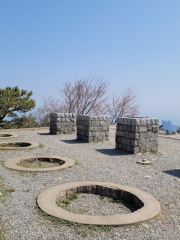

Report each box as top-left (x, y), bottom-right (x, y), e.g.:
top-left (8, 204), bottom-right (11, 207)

top-left (0, 141), bottom-right (39, 150)
top-left (37, 181), bottom-right (161, 226)
top-left (4, 155), bottom-right (75, 172)
top-left (0, 133), bottom-right (18, 139)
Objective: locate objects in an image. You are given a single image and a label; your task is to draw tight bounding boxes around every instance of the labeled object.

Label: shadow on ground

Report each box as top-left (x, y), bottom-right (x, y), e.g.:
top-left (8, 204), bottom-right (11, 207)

top-left (37, 133), bottom-right (52, 136)
top-left (61, 139), bottom-right (85, 144)
top-left (95, 149), bottom-right (131, 156)
top-left (163, 169), bottom-right (180, 178)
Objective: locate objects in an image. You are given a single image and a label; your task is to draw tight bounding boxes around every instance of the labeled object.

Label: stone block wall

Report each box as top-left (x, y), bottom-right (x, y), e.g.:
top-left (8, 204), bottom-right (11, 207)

top-left (115, 117), bottom-right (159, 154)
top-left (77, 115), bottom-right (110, 142)
top-left (50, 113), bottom-right (76, 134)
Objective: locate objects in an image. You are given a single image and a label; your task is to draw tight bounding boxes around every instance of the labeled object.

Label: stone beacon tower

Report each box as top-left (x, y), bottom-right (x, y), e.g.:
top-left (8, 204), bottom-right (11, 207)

top-left (115, 117), bottom-right (159, 154)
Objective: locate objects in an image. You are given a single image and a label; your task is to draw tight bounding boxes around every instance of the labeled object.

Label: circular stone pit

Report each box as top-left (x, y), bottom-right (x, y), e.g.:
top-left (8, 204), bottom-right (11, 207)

top-left (0, 141), bottom-right (39, 150)
top-left (0, 133), bottom-right (18, 139)
top-left (4, 155), bottom-right (75, 172)
top-left (37, 181), bottom-right (161, 226)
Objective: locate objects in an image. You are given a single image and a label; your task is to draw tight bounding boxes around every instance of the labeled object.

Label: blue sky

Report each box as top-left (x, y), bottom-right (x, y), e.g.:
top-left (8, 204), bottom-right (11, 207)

top-left (0, 0), bottom-right (180, 125)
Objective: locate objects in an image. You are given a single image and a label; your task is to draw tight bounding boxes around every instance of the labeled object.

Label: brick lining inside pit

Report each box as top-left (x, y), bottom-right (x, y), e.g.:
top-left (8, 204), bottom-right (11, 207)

top-left (0, 142), bottom-right (31, 147)
top-left (57, 185), bottom-right (144, 216)
top-left (0, 134), bottom-right (12, 137)
top-left (57, 185), bottom-right (144, 211)
top-left (19, 157), bottom-right (65, 168)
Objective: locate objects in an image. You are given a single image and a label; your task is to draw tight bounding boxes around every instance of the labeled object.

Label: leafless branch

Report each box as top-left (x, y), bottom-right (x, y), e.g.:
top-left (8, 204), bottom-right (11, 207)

top-left (59, 76), bottom-right (109, 114)
top-left (33, 95), bottom-right (65, 126)
top-left (107, 87), bottom-right (140, 123)
top-left (34, 79), bottom-right (140, 126)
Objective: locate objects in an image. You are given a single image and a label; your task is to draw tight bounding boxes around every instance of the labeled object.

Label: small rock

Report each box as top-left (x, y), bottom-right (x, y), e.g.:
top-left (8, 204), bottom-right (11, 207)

top-left (142, 223), bottom-right (149, 229)
top-left (174, 178), bottom-right (180, 181)
top-left (144, 176), bottom-right (152, 179)
top-left (137, 159), bottom-right (152, 165)
top-left (0, 192), bottom-right (2, 196)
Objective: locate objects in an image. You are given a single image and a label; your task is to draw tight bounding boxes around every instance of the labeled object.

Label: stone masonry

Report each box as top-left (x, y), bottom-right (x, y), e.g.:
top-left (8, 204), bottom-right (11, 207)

top-left (115, 117), bottom-right (159, 154)
top-left (77, 115), bottom-right (110, 142)
top-left (50, 113), bottom-right (76, 134)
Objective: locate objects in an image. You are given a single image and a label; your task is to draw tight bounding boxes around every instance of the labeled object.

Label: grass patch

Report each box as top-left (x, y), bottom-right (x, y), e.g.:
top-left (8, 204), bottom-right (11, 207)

top-left (151, 150), bottom-right (157, 154)
top-left (0, 222), bottom-right (4, 240)
top-left (52, 192), bottom-right (113, 236)
top-left (60, 199), bottom-right (69, 207)
top-left (99, 195), bottom-right (105, 200)
top-left (0, 174), bottom-right (16, 239)
top-left (30, 147), bottom-right (36, 150)
top-left (74, 160), bottom-right (81, 165)
top-left (64, 156), bottom-right (80, 166)
top-left (18, 170), bottom-right (38, 177)
top-left (57, 193), bottom-right (78, 208)
top-left (8, 169), bottom-right (38, 177)
top-left (39, 143), bottom-right (44, 148)
top-left (38, 207), bottom-right (75, 226)
top-left (23, 189), bottom-right (30, 192)
top-left (0, 188), bottom-right (16, 201)
top-left (17, 159), bottom-right (59, 168)
top-left (4, 188), bottom-right (15, 193)
top-left (110, 198), bottom-right (123, 204)
top-left (68, 193), bottom-right (78, 201)
top-left (0, 144), bottom-right (21, 148)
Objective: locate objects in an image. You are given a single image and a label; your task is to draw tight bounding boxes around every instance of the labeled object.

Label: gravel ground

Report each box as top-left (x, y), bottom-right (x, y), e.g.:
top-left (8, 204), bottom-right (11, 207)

top-left (66, 193), bottom-right (133, 215)
top-left (0, 128), bottom-right (180, 239)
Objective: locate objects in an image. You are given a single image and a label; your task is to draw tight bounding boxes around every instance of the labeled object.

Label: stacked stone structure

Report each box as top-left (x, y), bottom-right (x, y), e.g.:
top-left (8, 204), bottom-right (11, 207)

top-left (77, 115), bottom-right (110, 142)
top-left (115, 117), bottom-right (159, 154)
top-left (50, 113), bottom-right (76, 134)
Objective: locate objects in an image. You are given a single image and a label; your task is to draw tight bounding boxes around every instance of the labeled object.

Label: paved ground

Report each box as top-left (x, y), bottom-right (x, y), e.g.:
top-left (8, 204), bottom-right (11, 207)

top-left (0, 127), bottom-right (180, 240)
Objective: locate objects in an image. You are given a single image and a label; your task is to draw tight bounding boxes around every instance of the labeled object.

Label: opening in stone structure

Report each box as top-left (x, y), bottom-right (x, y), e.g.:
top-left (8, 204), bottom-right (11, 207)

top-left (0, 134), bottom-right (12, 138)
top-left (18, 157), bottom-right (65, 168)
top-left (0, 142), bottom-right (31, 148)
top-left (56, 185), bottom-right (144, 216)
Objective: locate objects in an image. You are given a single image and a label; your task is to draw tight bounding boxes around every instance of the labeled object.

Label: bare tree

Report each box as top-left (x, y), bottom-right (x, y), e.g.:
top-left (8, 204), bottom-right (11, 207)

top-left (34, 78), bottom-right (139, 126)
top-left (33, 95), bottom-right (65, 126)
top-left (33, 76), bottom-right (109, 126)
top-left (107, 87), bottom-right (139, 123)
top-left (59, 76), bottom-right (109, 114)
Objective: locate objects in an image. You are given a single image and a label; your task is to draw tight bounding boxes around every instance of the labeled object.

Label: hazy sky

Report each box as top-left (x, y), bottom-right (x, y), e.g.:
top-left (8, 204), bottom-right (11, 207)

top-left (0, 0), bottom-right (180, 125)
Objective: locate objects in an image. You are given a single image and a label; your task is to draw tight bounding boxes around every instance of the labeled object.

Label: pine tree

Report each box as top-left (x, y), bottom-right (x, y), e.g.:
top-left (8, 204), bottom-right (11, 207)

top-left (0, 86), bottom-right (36, 122)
